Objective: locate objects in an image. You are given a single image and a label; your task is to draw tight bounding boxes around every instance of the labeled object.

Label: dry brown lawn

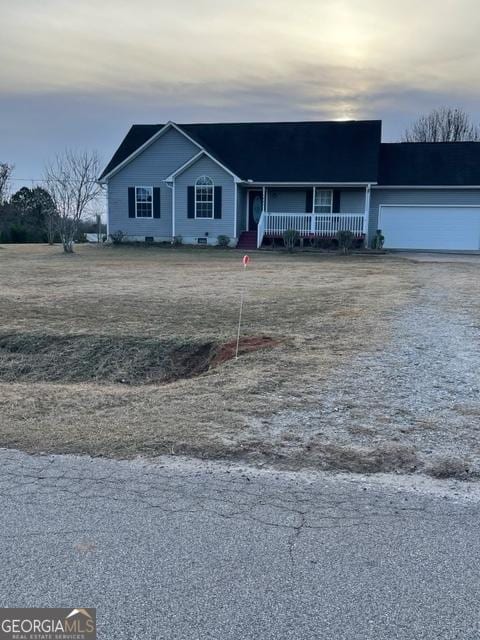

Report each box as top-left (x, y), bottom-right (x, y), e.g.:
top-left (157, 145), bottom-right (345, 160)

top-left (0, 243), bottom-right (478, 476)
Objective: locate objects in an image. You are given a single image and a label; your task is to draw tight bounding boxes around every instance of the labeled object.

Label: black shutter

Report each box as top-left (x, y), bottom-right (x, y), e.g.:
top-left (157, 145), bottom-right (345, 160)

top-left (332, 190), bottom-right (341, 213)
top-left (153, 187), bottom-right (161, 218)
top-left (214, 186), bottom-right (222, 219)
top-left (187, 186), bottom-right (195, 218)
top-left (305, 188), bottom-right (313, 213)
top-left (128, 187), bottom-right (136, 218)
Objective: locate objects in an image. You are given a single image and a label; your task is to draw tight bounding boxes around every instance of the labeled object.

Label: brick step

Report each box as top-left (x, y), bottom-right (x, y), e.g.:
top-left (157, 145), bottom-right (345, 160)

top-left (237, 231), bottom-right (258, 249)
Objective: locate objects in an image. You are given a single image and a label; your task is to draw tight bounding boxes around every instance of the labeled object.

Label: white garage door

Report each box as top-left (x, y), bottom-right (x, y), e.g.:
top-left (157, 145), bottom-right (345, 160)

top-left (379, 205), bottom-right (480, 250)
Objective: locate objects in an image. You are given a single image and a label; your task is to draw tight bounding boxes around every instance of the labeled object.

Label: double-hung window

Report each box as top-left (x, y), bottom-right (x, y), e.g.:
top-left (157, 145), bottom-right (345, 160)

top-left (135, 186), bottom-right (153, 218)
top-left (195, 176), bottom-right (214, 218)
top-left (314, 189), bottom-right (333, 214)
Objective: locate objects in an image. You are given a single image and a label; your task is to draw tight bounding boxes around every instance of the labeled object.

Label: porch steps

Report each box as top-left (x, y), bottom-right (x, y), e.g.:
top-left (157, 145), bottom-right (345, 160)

top-left (236, 231), bottom-right (258, 250)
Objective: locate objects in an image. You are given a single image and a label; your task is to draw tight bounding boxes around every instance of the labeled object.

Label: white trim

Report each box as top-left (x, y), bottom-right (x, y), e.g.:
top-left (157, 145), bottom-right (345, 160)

top-left (106, 192), bottom-right (110, 237)
top-left (372, 185), bottom-right (480, 190)
top-left (194, 176), bottom-right (214, 219)
top-left (172, 179), bottom-right (176, 239)
top-left (364, 184), bottom-right (371, 238)
top-left (233, 184), bottom-right (238, 238)
top-left (135, 186), bottom-right (153, 218)
top-left (100, 121), bottom-right (242, 183)
top-left (379, 204), bottom-right (480, 208)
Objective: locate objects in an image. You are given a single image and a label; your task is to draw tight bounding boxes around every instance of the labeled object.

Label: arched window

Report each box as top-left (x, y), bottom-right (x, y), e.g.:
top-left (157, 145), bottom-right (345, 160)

top-left (195, 176), bottom-right (214, 218)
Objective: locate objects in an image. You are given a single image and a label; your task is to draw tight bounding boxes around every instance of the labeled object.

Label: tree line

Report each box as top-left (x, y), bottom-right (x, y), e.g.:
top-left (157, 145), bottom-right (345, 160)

top-left (0, 150), bottom-right (103, 252)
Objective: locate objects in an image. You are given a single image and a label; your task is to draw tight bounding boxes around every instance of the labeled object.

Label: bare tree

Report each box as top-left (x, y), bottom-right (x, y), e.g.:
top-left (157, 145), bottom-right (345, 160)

top-left (45, 150), bottom-right (101, 253)
top-left (0, 163), bottom-right (14, 204)
top-left (403, 107), bottom-right (480, 142)
top-left (45, 205), bottom-right (58, 245)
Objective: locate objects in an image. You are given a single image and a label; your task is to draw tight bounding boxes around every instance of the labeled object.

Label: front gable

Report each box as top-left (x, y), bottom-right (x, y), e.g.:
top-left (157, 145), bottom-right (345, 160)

top-left (107, 126), bottom-right (199, 185)
top-left (107, 127), bottom-right (200, 239)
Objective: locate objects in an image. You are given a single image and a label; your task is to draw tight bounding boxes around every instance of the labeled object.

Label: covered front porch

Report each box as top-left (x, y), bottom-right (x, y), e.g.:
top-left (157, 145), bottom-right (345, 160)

top-left (238, 185), bottom-right (370, 249)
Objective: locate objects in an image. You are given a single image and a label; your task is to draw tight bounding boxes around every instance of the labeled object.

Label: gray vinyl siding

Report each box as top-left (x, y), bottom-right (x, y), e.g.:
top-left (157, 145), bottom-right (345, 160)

top-left (369, 188), bottom-right (480, 241)
top-left (175, 155), bottom-right (236, 242)
top-left (107, 128), bottom-right (198, 239)
top-left (268, 189), bottom-right (307, 213)
top-left (339, 188), bottom-right (365, 213)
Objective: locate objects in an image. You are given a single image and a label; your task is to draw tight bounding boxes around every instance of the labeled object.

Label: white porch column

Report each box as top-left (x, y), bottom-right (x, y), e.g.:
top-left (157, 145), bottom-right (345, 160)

top-left (364, 184), bottom-right (371, 245)
top-left (233, 183), bottom-right (238, 239)
top-left (310, 187), bottom-right (316, 234)
top-left (262, 186), bottom-right (266, 211)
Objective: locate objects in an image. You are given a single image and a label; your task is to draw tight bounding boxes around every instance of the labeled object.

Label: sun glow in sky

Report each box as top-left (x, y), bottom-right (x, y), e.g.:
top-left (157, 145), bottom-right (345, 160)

top-left (1, 0), bottom-right (480, 178)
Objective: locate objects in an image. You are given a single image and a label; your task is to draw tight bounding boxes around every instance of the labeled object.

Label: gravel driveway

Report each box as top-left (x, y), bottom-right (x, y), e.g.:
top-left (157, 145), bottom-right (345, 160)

top-left (255, 256), bottom-right (480, 475)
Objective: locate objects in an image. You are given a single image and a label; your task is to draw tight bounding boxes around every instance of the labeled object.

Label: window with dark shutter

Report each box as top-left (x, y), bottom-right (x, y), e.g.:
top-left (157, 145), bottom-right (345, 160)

top-left (332, 190), bottom-right (341, 213)
top-left (187, 186), bottom-right (195, 218)
top-left (214, 186), bottom-right (222, 219)
top-left (305, 189), bottom-right (313, 213)
top-left (153, 187), bottom-right (161, 218)
top-left (128, 188), bottom-right (135, 218)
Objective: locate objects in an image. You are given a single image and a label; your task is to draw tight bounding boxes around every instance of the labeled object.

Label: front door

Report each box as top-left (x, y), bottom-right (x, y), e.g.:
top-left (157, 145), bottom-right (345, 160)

top-left (248, 190), bottom-right (263, 231)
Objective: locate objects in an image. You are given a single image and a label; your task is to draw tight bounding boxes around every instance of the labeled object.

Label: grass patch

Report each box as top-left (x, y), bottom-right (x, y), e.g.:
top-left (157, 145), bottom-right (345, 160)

top-left (310, 442), bottom-right (419, 474)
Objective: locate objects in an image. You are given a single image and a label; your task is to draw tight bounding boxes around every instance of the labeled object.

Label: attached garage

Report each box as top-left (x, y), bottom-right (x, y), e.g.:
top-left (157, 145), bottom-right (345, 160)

top-left (374, 143), bottom-right (480, 251)
top-left (379, 205), bottom-right (480, 251)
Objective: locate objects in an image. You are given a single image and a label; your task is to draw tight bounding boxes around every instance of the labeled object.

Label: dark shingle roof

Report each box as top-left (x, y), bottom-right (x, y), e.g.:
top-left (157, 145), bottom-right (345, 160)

top-left (100, 120), bottom-right (382, 182)
top-left (180, 121), bottom-right (381, 182)
top-left (379, 142), bottom-right (480, 186)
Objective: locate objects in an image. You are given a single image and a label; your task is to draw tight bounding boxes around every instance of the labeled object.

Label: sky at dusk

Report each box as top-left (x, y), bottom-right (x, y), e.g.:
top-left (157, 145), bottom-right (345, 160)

top-left (1, 0), bottom-right (480, 186)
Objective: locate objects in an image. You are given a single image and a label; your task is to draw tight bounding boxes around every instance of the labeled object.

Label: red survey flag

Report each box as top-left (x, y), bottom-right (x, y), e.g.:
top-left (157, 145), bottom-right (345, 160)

top-left (242, 255), bottom-right (250, 267)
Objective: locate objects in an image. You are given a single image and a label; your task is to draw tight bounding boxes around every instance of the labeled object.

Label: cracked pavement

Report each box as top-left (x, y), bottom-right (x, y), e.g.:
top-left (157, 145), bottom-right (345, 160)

top-left (1, 450), bottom-right (480, 639)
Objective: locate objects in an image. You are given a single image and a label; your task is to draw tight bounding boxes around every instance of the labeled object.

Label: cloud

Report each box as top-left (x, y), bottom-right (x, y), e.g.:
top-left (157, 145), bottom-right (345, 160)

top-left (1, 0), bottom-right (479, 176)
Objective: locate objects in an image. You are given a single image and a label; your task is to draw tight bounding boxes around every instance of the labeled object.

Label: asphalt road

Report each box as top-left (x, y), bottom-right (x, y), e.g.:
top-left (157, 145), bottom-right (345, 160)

top-left (0, 450), bottom-right (479, 640)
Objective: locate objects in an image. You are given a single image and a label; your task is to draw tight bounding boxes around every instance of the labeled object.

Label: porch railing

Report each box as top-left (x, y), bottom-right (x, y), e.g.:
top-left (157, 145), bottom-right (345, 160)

top-left (257, 212), bottom-right (365, 248)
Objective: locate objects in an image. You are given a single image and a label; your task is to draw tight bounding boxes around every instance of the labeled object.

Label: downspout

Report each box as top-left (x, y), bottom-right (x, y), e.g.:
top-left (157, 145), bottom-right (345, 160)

top-left (165, 179), bottom-right (175, 241)
top-left (233, 182), bottom-right (238, 241)
top-left (172, 179), bottom-right (176, 240)
top-left (102, 181), bottom-right (109, 239)
top-left (163, 179), bottom-right (175, 241)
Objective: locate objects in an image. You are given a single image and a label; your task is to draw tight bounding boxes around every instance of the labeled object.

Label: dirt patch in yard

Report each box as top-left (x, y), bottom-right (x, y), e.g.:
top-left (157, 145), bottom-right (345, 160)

top-left (0, 333), bottom-right (280, 384)
top-left (211, 336), bottom-right (281, 366)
